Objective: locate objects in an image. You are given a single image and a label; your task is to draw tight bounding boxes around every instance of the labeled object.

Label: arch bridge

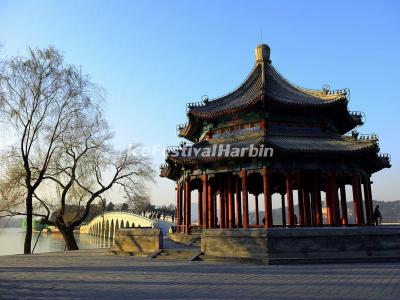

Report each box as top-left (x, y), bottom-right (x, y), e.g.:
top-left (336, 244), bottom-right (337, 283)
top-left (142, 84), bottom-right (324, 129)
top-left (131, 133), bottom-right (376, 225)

top-left (84, 212), bottom-right (157, 240)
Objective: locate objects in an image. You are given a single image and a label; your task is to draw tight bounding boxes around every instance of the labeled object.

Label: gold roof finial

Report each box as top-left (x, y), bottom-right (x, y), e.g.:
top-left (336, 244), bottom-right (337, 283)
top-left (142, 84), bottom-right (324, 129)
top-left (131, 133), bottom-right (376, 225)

top-left (255, 44), bottom-right (271, 64)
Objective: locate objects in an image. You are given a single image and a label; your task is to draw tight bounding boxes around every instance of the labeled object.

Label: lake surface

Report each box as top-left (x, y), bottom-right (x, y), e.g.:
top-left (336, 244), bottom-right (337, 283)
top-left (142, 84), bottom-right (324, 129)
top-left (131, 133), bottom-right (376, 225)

top-left (0, 228), bottom-right (109, 256)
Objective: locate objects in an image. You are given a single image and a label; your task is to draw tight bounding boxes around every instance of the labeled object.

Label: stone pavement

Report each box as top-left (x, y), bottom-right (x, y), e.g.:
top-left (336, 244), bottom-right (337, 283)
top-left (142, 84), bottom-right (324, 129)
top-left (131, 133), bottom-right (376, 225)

top-left (0, 249), bottom-right (399, 300)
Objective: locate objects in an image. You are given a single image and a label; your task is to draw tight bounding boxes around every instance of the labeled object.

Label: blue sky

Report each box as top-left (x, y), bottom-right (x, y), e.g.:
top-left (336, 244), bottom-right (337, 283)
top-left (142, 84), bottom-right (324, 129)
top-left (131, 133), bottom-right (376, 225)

top-left (1, 0), bottom-right (399, 207)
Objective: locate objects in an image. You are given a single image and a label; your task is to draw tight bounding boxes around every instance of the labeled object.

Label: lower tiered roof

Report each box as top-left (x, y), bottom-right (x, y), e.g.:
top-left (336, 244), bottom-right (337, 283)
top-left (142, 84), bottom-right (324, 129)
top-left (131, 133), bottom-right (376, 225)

top-left (166, 129), bottom-right (379, 165)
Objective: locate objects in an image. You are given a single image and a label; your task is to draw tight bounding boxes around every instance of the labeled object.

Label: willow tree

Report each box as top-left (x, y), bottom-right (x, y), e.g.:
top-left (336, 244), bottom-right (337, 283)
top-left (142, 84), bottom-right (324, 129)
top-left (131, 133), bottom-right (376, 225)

top-left (38, 115), bottom-right (153, 250)
top-left (0, 47), bottom-right (101, 254)
top-left (0, 161), bottom-right (26, 218)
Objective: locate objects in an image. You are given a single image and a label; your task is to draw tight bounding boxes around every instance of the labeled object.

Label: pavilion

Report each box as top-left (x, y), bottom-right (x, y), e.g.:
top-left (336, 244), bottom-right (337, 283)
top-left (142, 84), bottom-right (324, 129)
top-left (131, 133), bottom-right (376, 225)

top-left (160, 44), bottom-right (391, 235)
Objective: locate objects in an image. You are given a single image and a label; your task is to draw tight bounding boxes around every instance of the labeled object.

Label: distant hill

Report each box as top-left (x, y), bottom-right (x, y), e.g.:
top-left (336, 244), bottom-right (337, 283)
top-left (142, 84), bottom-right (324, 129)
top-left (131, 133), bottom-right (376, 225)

top-left (0, 204), bottom-right (105, 229)
top-left (0, 216), bottom-right (24, 228)
top-left (373, 200), bottom-right (400, 223)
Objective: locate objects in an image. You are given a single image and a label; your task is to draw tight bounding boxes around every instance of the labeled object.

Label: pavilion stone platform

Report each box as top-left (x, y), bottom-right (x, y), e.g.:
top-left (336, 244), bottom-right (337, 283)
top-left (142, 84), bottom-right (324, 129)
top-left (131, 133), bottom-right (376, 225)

top-left (113, 228), bottom-right (163, 256)
top-left (168, 232), bottom-right (201, 245)
top-left (201, 227), bottom-right (400, 264)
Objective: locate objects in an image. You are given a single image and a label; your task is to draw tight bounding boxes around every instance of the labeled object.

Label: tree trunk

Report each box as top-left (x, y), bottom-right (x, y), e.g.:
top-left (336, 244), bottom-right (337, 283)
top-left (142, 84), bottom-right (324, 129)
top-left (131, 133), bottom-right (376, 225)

top-left (59, 226), bottom-right (79, 251)
top-left (24, 192), bottom-right (33, 254)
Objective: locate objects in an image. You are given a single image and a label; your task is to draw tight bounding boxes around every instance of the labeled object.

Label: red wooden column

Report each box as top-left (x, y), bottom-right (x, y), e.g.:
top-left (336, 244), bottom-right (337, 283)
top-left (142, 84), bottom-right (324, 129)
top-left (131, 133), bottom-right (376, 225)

top-left (357, 175), bottom-right (365, 225)
top-left (182, 182), bottom-right (186, 233)
top-left (297, 172), bottom-right (305, 226)
top-left (281, 193), bottom-right (286, 227)
top-left (228, 174), bottom-right (235, 228)
top-left (325, 178), bottom-right (333, 225)
top-left (339, 184), bottom-right (348, 225)
top-left (235, 176), bottom-right (242, 228)
top-left (218, 177), bottom-right (225, 228)
top-left (303, 190), bottom-right (311, 226)
top-left (262, 167), bottom-right (272, 228)
top-left (201, 175), bottom-right (208, 229)
top-left (207, 178), bottom-right (213, 228)
top-left (176, 185), bottom-right (179, 227)
top-left (351, 172), bottom-right (361, 225)
top-left (184, 176), bottom-right (191, 234)
top-left (224, 181), bottom-right (229, 228)
top-left (285, 173), bottom-right (295, 226)
top-left (310, 191), bottom-right (316, 226)
top-left (366, 176), bottom-right (374, 223)
top-left (213, 193), bottom-right (217, 227)
top-left (176, 183), bottom-right (180, 225)
top-left (313, 172), bottom-right (323, 226)
top-left (180, 183), bottom-right (184, 227)
top-left (241, 170), bottom-right (249, 228)
top-left (183, 181), bottom-right (187, 233)
top-left (363, 175), bottom-right (372, 225)
top-left (177, 183), bottom-right (183, 231)
top-left (254, 194), bottom-right (259, 225)
top-left (198, 188), bottom-right (203, 227)
top-left (330, 171), bottom-right (340, 226)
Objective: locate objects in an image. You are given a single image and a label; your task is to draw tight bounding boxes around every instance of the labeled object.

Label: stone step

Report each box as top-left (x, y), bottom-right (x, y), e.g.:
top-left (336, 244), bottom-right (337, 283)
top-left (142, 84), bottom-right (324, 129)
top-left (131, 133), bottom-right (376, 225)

top-left (196, 254), bottom-right (400, 265)
top-left (266, 256), bottom-right (400, 265)
top-left (152, 249), bottom-right (202, 261)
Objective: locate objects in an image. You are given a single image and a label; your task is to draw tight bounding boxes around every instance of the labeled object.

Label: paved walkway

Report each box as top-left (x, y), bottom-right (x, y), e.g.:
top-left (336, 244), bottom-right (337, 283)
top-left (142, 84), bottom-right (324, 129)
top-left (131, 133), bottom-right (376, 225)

top-left (0, 249), bottom-right (399, 299)
top-left (156, 220), bottom-right (174, 236)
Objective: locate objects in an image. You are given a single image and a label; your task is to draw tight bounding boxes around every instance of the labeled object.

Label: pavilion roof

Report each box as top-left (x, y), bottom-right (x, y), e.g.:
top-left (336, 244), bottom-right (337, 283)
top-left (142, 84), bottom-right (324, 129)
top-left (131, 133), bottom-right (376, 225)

top-left (166, 129), bottom-right (378, 165)
top-left (188, 45), bottom-right (348, 120)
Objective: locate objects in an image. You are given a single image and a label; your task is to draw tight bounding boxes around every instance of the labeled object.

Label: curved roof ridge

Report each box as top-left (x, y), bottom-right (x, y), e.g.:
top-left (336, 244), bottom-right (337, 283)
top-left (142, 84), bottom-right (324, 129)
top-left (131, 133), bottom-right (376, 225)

top-left (188, 64), bottom-right (263, 118)
top-left (265, 64), bottom-right (346, 104)
top-left (206, 63), bottom-right (262, 104)
top-left (271, 66), bottom-right (341, 99)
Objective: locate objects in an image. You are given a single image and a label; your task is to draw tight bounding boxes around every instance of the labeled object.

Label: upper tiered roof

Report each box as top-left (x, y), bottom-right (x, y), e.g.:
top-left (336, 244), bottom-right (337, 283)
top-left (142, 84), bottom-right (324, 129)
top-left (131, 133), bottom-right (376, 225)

top-left (178, 44), bottom-right (363, 141)
top-left (187, 44), bottom-right (349, 120)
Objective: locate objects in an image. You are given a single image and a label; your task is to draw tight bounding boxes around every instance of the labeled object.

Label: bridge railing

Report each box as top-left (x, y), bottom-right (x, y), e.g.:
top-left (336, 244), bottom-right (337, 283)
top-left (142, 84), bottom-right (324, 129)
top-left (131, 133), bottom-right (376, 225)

top-left (86, 212), bottom-right (156, 235)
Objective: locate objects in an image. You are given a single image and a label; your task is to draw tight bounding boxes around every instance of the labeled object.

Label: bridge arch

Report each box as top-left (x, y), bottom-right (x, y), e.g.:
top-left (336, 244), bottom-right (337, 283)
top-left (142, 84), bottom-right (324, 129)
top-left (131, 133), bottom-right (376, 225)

top-left (110, 219), bottom-right (115, 240)
top-left (105, 220), bottom-right (110, 239)
top-left (84, 212), bottom-right (156, 240)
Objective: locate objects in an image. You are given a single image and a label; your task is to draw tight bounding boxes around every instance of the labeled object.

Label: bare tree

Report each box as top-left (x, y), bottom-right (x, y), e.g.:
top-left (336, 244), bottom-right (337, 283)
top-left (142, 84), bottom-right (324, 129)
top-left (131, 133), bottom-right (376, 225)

top-left (0, 47), bottom-right (102, 253)
top-left (0, 161), bottom-right (26, 218)
top-left (128, 194), bottom-right (152, 212)
top-left (28, 111), bottom-right (153, 250)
